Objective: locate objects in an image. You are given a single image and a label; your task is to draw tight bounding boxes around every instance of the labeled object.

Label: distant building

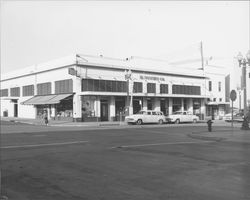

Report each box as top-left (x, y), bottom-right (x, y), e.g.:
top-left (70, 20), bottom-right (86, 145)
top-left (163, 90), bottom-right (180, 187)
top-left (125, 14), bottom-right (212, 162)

top-left (0, 54), bottom-right (229, 122)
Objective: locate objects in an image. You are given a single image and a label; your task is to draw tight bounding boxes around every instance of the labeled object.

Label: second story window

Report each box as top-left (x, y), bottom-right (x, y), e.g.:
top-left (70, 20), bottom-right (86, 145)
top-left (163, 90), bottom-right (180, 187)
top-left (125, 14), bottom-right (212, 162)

top-left (209, 81), bottom-right (212, 91)
top-left (10, 87), bottom-right (20, 97)
top-left (0, 89), bottom-right (8, 97)
top-left (218, 82), bottom-right (221, 92)
top-left (133, 82), bottom-right (143, 93)
top-left (23, 85), bottom-right (34, 96)
top-left (147, 83), bottom-right (156, 93)
top-left (37, 82), bottom-right (51, 95)
top-left (55, 79), bottom-right (73, 94)
top-left (160, 84), bottom-right (168, 94)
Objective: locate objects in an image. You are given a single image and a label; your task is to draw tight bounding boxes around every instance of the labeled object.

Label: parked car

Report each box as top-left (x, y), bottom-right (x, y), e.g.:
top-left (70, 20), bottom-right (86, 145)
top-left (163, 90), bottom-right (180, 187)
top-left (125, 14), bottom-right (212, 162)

top-left (223, 112), bottom-right (244, 122)
top-left (125, 110), bottom-right (166, 125)
top-left (166, 111), bottom-right (199, 124)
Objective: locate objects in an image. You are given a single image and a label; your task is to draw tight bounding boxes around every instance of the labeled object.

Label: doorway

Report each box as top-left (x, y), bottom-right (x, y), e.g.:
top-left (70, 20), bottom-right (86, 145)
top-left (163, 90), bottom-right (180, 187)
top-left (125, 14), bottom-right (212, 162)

top-left (100, 100), bottom-right (108, 121)
top-left (133, 99), bottom-right (141, 114)
top-left (14, 103), bottom-right (18, 117)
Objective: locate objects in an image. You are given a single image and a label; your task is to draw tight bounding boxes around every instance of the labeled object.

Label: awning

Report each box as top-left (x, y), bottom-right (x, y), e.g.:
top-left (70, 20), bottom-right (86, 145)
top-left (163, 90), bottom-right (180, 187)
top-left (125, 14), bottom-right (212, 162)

top-left (21, 94), bottom-right (73, 105)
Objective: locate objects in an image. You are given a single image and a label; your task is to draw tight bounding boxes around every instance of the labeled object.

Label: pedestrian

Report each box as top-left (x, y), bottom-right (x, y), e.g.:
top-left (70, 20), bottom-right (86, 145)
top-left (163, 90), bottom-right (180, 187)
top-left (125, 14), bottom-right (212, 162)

top-left (207, 119), bottom-right (213, 132)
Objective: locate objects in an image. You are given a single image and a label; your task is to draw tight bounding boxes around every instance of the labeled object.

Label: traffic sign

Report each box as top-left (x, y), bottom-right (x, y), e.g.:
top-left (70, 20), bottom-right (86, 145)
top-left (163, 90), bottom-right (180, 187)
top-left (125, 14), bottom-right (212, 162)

top-left (230, 90), bottom-right (237, 101)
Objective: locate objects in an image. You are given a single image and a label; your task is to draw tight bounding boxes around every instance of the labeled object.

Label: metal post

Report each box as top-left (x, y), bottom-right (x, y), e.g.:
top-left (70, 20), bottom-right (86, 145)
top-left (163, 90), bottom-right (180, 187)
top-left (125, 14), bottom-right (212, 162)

top-left (242, 65), bottom-right (247, 117)
top-left (239, 90), bottom-right (241, 111)
top-left (126, 77), bottom-right (130, 116)
top-left (231, 100), bottom-right (234, 128)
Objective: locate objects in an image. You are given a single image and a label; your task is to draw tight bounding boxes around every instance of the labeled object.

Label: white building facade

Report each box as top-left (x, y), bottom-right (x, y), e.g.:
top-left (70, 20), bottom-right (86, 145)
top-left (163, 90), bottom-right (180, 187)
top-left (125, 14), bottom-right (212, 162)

top-left (0, 54), bottom-right (228, 122)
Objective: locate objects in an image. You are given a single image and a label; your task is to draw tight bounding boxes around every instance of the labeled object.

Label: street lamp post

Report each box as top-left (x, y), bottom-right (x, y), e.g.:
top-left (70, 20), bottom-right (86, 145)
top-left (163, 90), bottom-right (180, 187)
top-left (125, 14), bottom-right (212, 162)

top-left (237, 51), bottom-right (250, 130)
top-left (124, 69), bottom-right (132, 116)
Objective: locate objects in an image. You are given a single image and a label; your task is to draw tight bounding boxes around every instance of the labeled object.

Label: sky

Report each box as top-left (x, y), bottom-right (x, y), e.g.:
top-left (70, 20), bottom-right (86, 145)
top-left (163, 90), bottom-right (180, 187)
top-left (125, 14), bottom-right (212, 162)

top-left (1, 1), bottom-right (249, 74)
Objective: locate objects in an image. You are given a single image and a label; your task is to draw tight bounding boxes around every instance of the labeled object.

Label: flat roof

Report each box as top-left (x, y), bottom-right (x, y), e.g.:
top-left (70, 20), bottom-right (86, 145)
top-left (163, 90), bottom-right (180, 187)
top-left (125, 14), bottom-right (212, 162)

top-left (1, 54), bottom-right (206, 81)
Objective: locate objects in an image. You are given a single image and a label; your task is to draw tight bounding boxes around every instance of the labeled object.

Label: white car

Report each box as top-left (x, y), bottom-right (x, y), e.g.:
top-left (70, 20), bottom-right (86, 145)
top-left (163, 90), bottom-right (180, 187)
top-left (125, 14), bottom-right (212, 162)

top-left (166, 111), bottom-right (199, 124)
top-left (223, 113), bottom-right (244, 122)
top-left (125, 110), bottom-right (166, 125)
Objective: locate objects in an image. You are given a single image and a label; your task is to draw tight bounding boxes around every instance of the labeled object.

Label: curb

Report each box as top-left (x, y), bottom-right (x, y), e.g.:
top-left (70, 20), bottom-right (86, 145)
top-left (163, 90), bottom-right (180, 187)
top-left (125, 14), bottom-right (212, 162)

top-left (187, 131), bottom-right (228, 142)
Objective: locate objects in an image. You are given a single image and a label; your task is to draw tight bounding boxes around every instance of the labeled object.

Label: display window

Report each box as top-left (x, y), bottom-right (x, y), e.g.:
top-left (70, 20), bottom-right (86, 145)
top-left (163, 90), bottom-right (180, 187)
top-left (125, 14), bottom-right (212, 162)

top-left (173, 98), bottom-right (181, 112)
top-left (56, 97), bottom-right (73, 118)
top-left (81, 96), bottom-right (96, 117)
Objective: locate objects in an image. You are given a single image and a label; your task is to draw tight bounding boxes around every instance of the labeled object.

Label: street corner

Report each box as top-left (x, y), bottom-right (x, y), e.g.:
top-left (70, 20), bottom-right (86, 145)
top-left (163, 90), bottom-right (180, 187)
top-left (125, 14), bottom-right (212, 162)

top-left (187, 131), bottom-right (227, 142)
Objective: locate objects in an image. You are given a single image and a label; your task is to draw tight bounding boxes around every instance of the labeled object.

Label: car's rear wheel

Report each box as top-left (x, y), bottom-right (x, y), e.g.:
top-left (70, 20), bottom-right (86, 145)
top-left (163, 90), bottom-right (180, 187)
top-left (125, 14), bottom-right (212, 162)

top-left (158, 119), bottom-right (163, 124)
top-left (175, 119), bottom-right (180, 124)
top-left (137, 119), bottom-right (143, 125)
top-left (193, 119), bottom-right (197, 123)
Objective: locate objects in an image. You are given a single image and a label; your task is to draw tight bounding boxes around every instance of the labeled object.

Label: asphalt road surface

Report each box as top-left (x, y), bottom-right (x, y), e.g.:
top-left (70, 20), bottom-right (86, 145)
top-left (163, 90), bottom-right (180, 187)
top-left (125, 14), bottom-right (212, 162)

top-left (1, 121), bottom-right (250, 200)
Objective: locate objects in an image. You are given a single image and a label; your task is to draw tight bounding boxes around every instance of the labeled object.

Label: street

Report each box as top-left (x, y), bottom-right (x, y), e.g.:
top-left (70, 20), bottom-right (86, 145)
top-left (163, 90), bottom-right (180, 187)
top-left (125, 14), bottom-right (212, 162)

top-left (1, 121), bottom-right (250, 200)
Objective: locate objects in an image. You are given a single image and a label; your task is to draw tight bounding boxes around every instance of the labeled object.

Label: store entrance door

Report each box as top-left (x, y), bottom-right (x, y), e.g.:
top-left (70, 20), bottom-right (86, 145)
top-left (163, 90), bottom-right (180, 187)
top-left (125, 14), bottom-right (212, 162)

top-left (133, 99), bottom-right (141, 114)
top-left (14, 103), bottom-right (18, 117)
top-left (101, 100), bottom-right (108, 121)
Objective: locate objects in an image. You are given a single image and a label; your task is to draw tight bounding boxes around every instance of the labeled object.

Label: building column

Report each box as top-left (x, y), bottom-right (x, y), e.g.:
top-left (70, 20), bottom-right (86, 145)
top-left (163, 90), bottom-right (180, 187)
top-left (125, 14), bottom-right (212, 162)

top-left (73, 94), bottom-right (81, 121)
top-left (51, 81), bottom-right (55, 94)
top-left (188, 98), bottom-right (193, 113)
top-left (154, 98), bottom-right (161, 111)
top-left (142, 98), bottom-right (147, 110)
top-left (95, 97), bottom-right (100, 118)
top-left (181, 98), bottom-right (184, 112)
top-left (169, 98), bottom-right (173, 115)
top-left (201, 99), bottom-right (206, 120)
top-left (51, 104), bottom-right (56, 119)
top-left (110, 96), bottom-right (115, 121)
top-left (47, 107), bottom-right (51, 120)
top-left (73, 73), bottom-right (82, 122)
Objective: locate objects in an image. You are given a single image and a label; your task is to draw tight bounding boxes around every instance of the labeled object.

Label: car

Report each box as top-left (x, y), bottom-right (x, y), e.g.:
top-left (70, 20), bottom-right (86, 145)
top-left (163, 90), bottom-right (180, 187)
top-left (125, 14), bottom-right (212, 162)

top-left (166, 111), bottom-right (199, 124)
top-left (223, 112), bottom-right (244, 122)
top-left (125, 110), bottom-right (166, 125)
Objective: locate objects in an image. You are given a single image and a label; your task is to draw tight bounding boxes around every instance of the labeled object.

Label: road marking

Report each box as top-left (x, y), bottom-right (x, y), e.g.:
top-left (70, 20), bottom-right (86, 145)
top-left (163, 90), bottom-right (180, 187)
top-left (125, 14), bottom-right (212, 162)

top-left (1, 141), bottom-right (89, 149)
top-left (32, 134), bottom-right (46, 137)
top-left (112, 141), bottom-right (214, 149)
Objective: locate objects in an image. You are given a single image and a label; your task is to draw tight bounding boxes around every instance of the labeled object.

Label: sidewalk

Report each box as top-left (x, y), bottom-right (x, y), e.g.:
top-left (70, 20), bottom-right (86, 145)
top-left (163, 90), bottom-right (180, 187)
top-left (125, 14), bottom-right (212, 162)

top-left (0, 117), bottom-right (126, 127)
top-left (1, 117), bottom-right (249, 142)
top-left (189, 127), bottom-right (250, 143)
top-left (0, 116), bottom-right (246, 127)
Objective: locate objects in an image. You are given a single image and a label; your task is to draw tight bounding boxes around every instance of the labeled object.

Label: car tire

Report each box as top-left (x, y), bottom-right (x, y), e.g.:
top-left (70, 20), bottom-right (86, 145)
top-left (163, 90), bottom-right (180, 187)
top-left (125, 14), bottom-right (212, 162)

top-left (193, 119), bottom-right (197, 123)
top-left (137, 119), bottom-right (143, 125)
top-left (158, 119), bottom-right (163, 125)
top-left (175, 119), bottom-right (180, 124)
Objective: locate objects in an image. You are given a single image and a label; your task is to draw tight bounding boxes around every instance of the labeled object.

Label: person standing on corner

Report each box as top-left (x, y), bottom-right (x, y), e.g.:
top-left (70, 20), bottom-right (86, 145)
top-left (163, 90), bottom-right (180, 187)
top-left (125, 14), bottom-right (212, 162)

top-left (207, 119), bottom-right (213, 132)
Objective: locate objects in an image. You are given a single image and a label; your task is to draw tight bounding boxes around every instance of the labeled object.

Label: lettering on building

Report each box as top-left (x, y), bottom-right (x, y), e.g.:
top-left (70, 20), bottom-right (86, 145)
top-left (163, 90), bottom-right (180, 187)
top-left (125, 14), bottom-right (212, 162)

top-left (139, 75), bottom-right (165, 81)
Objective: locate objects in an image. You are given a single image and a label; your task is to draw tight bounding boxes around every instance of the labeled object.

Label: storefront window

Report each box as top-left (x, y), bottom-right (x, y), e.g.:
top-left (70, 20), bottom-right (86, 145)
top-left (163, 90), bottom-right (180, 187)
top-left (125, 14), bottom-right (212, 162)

top-left (193, 99), bottom-right (201, 115)
top-left (173, 98), bottom-right (181, 112)
top-left (82, 96), bottom-right (96, 117)
top-left (56, 98), bottom-right (73, 118)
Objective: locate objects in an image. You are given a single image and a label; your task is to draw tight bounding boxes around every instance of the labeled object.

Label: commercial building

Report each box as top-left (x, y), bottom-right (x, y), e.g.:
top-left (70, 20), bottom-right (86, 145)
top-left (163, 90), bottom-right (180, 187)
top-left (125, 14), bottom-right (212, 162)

top-left (0, 54), bottom-right (228, 122)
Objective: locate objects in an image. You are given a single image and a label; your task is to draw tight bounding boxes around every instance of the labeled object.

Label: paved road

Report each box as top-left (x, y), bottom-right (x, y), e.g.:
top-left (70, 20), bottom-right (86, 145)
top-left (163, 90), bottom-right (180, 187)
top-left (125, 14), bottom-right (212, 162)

top-left (1, 122), bottom-right (250, 200)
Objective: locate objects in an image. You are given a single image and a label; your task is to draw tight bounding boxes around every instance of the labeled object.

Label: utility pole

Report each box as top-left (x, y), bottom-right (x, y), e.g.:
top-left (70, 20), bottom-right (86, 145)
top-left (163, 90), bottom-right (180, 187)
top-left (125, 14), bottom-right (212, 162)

top-left (200, 41), bottom-right (206, 120)
top-left (200, 41), bottom-right (204, 71)
top-left (125, 69), bottom-right (132, 116)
